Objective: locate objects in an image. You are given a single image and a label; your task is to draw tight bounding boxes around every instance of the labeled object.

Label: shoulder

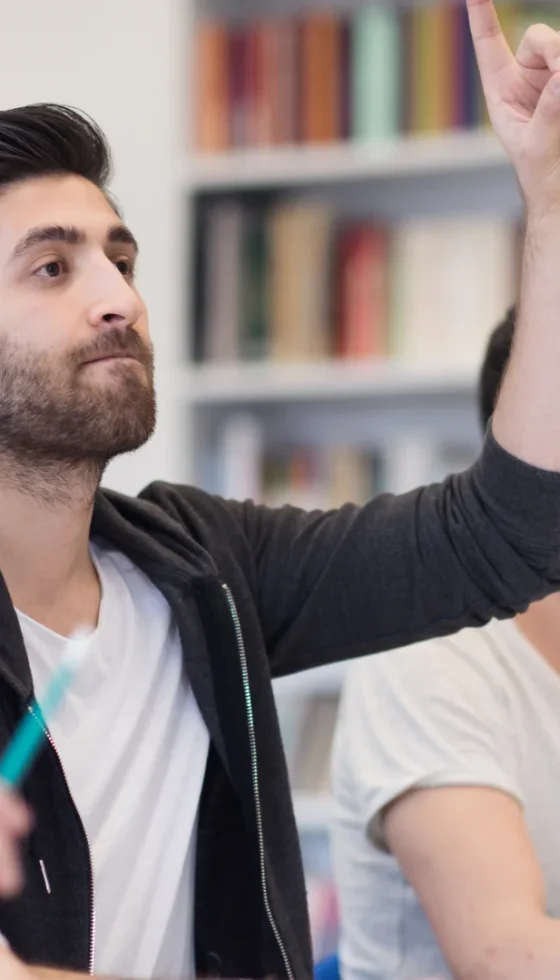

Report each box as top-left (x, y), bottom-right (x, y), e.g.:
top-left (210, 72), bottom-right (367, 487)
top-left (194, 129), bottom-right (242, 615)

top-left (137, 480), bottom-right (256, 538)
top-left (335, 620), bottom-right (519, 768)
top-left (332, 620), bottom-right (523, 830)
top-left (344, 619), bottom-right (516, 708)
top-left (139, 479), bottom-right (233, 516)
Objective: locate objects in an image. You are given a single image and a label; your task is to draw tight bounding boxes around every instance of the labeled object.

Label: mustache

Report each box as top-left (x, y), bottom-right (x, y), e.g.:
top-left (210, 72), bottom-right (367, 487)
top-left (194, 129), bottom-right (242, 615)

top-left (72, 326), bottom-right (153, 369)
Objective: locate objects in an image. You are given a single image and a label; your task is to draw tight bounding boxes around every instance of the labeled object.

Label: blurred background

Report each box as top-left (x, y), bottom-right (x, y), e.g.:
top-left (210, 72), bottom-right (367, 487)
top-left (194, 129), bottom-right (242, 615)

top-left (4, 0), bottom-right (556, 963)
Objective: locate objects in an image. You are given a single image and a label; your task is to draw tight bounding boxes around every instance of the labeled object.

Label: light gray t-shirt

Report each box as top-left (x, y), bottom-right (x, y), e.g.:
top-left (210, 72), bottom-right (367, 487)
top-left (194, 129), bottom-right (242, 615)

top-left (331, 618), bottom-right (560, 980)
top-left (17, 540), bottom-right (210, 980)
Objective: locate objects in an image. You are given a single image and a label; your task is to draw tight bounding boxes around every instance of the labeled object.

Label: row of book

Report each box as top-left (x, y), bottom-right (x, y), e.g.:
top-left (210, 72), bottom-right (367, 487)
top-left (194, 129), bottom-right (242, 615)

top-left (194, 4), bottom-right (558, 152)
top-left (195, 200), bottom-right (518, 368)
top-left (216, 416), bottom-right (477, 509)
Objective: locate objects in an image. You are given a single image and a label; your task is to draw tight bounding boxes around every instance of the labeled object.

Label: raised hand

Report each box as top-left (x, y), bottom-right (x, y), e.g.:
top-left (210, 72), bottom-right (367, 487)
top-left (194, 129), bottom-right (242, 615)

top-left (467, 0), bottom-right (560, 216)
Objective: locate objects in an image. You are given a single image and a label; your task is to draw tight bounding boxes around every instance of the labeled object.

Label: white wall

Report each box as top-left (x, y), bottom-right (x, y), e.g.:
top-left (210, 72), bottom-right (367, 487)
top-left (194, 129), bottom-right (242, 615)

top-left (0, 0), bottom-right (187, 495)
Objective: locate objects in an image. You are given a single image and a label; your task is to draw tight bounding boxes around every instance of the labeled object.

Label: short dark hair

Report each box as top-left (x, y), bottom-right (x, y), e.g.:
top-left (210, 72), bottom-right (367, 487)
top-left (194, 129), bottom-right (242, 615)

top-left (478, 306), bottom-right (516, 432)
top-left (0, 103), bottom-right (114, 203)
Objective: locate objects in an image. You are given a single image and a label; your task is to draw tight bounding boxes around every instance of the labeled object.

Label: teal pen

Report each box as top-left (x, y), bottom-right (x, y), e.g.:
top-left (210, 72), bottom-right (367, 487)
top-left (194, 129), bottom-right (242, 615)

top-left (0, 628), bottom-right (92, 788)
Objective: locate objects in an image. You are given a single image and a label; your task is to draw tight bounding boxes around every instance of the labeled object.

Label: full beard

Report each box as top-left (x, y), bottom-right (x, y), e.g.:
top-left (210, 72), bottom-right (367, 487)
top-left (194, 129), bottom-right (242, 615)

top-left (0, 330), bottom-right (157, 506)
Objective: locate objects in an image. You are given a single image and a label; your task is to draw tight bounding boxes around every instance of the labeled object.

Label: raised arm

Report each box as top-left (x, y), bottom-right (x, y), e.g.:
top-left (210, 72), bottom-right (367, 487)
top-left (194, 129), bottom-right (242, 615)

top-left (141, 4), bottom-right (560, 676)
top-left (467, 0), bottom-right (560, 468)
top-left (233, 4), bottom-right (560, 675)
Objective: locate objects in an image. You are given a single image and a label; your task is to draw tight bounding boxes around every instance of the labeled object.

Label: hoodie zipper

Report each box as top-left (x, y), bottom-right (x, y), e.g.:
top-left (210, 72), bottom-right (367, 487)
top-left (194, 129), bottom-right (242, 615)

top-left (28, 705), bottom-right (96, 975)
top-left (221, 583), bottom-right (294, 980)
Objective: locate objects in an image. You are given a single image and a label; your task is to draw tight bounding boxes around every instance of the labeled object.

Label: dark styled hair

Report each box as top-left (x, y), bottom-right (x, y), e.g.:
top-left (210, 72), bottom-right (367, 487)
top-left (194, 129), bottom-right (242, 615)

top-left (478, 306), bottom-right (516, 432)
top-left (0, 103), bottom-right (114, 203)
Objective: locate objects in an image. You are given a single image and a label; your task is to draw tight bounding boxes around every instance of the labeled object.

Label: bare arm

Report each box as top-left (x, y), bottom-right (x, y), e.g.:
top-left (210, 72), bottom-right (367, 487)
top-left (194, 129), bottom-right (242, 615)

top-left (494, 213), bottom-right (560, 470)
top-left (385, 786), bottom-right (560, 980)
top-left (467, 0), bottom-right (560, 467)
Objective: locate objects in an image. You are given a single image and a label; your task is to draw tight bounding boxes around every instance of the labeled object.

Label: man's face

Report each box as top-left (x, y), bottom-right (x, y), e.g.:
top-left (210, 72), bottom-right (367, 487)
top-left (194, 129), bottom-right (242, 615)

top-left (0, 173), bottom-right (155, 468)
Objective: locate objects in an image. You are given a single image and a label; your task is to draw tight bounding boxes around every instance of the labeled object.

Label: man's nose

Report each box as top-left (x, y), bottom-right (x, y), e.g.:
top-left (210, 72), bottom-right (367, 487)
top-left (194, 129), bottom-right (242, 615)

top-left (87, 265), bottom-right (144, 331)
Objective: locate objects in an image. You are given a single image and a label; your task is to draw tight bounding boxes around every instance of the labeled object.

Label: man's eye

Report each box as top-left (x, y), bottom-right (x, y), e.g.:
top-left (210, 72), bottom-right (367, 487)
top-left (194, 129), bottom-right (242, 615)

top-left (115, 258), bottom-right (134, 277)
top-left (36, 260), bottom-right (64, 279)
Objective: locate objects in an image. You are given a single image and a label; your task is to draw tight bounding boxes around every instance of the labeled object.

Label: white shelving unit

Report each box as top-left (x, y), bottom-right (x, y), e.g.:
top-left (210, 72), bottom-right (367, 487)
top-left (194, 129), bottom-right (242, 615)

top-left (180, 359), bottom-right (477, 405)
top-left (184, 130), bottom-right (507, 191)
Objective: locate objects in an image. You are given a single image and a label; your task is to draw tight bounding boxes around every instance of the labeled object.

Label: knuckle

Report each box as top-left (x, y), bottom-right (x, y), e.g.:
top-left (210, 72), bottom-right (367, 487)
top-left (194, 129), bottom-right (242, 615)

top-left (522, 22), bottom-right (553, 47)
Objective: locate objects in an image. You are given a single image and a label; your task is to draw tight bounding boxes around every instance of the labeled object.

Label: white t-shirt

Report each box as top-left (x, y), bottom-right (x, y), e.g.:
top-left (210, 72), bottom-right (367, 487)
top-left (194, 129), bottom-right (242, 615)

top-left (331, 618), bottom-right (560, 980)
top-left (17, 540), bottom-right (210, 980)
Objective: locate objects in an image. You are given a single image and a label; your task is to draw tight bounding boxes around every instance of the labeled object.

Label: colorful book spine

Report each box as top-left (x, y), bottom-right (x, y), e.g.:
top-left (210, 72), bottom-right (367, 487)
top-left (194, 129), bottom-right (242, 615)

top-left (408, 4), bottom-right (455, 134)
top-left (194, 21), bottom-right (228, 152)
top-left (199, 198), bottom-right (518, 368)
top-left (228, 27), bottom-right (247, 148)
top-left (335, 226), bottom-right (389, 360)
top-left (351, 6), bottom-right (401, 142)
top-left (195, 5), bottom-right (551, 151)
top-left (301, 14), bottom-right (342, 143)
top-left (239, 212), bottom-right (269, 360)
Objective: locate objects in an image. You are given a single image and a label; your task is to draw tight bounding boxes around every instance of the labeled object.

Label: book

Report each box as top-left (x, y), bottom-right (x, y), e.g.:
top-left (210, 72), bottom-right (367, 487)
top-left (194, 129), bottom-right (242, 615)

top-left (335, 225), bottom-right (389, 360)
top-left (301, 14), bottom-right (342, 143)
top-left (269, 202), bottom-right (333, 361)
top-left (259, 445), bottom-right (378, 511)
top-left (325, 448), bottom-right (376, 509)
top-left (245, 23), bottom-right (269, 147)
top-left (239, 210), bottom-right (269, 360)
top-left (408, 3), bottom-right (456, 134)
top-left (339, 19), bottom-right (351, 142)
top-left (228, 27), bottom-right (248, 148)
top-left (390, 215), bottom-right (516, 367)
top-left (408, 4), bottom-right (435, 133)
top-left (193, 5), bottom-right (556, 150)
top-left (199, 202), bottom-right (517, 369)
top-left (276, 17), bottom-right (301, 144)
top-left (201, 201), bottom-right (245, 362)
top-left (399, 4), bottom-right (414, 133)
top-left (434, 3), bottom-right (457, 132)
top-left (351, 6), bottom-right (401, 142)
top-left (194, 21), bottom-right (229, 152)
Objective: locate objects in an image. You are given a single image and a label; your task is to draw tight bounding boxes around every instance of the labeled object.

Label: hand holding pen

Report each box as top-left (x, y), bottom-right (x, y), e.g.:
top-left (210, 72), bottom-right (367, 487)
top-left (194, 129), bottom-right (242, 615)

top-left (0, 629), bottom-right (92, 897)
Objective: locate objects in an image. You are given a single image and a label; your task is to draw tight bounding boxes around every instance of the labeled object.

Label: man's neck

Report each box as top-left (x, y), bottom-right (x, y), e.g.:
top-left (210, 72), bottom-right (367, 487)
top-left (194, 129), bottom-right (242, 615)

top-left (0, 465), bottom-right (103, 635)
top-left (516, 593), bottom-right (560, 675)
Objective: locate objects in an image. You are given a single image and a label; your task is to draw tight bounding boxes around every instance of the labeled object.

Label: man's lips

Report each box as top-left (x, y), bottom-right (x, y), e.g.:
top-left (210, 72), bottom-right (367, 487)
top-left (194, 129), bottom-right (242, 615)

top-left (82, 352), bottom-right (139, 365)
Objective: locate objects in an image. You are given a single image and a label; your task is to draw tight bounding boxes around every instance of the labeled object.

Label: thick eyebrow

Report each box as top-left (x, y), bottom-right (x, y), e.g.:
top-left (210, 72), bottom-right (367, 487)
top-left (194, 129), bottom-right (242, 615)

top-left (10, 222), bottom-right (139, 262)
top-left (106, 223), bottom-right (139, 255)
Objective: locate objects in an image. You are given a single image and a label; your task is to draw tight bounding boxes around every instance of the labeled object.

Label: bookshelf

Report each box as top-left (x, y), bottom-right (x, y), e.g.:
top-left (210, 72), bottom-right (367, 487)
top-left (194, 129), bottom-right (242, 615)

top-left (182, 358), bottom-right (477, 404)
top-left (181, 0), bottom-right (552, 958)
top-left (185, 130), bottom-right (507, 191)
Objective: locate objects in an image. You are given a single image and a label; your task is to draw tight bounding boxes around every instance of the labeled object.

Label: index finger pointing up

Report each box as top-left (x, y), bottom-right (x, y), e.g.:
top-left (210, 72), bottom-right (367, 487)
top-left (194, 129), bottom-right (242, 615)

top-left (466, 0), bottom-right (514, 80)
